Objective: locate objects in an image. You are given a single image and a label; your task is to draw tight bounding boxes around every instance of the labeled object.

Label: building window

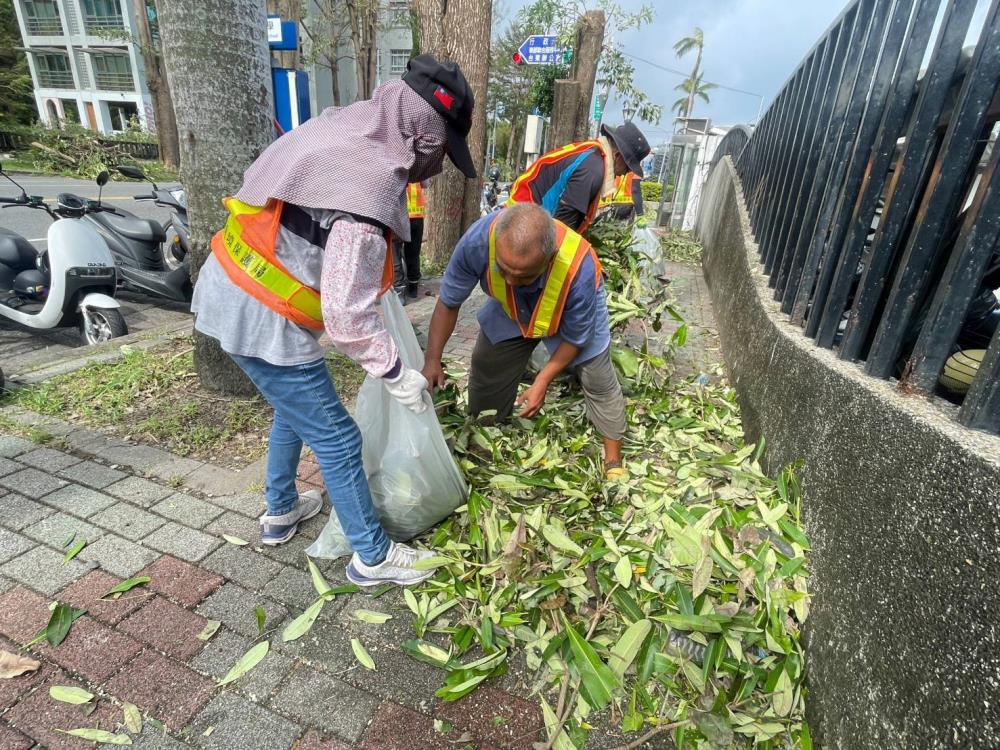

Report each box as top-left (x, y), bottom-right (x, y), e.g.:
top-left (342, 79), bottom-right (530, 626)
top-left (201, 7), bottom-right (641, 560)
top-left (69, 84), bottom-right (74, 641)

top-left (386, 0), bottom-right (409, 28)
top-left (35, 52), bottom-right (74, 88)
top-left (92, 53), bottom-right (133, 91)
top-left (83, 0), bottom-right (124, 33)
top-left (22, 0), bottom-right (63, 35)
top-left (389, 49), bottom-right (409, 78)
top-left (107, 101), bottom-right (139, 131)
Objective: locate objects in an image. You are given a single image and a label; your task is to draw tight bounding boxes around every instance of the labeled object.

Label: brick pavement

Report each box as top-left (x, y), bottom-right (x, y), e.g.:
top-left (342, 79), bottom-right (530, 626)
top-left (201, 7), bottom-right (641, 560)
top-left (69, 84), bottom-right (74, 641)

top-left (0, 259), bottom-right (719, 749)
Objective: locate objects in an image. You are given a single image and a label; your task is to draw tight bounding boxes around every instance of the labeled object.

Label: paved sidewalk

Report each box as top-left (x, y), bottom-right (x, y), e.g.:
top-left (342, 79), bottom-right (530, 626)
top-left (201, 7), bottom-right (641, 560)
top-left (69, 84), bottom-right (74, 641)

top-left (0, 262), bottom-right (719, 750)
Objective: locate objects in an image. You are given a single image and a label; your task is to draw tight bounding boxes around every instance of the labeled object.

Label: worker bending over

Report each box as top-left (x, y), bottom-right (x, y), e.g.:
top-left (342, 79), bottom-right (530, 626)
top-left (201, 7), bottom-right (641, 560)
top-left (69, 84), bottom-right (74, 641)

top-left (421, 203), bottom-right (627, 479)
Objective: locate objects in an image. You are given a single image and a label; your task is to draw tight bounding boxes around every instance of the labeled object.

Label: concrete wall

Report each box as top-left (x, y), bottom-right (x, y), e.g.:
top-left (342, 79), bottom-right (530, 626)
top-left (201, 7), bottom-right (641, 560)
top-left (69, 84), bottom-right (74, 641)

top-left (696, 158), bottom-right (1000, 750)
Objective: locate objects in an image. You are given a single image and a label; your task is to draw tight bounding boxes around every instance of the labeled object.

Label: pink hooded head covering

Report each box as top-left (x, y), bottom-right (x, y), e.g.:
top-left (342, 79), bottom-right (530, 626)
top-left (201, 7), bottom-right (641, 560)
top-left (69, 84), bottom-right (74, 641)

top-left (236, 80), bottom-right (447, 241)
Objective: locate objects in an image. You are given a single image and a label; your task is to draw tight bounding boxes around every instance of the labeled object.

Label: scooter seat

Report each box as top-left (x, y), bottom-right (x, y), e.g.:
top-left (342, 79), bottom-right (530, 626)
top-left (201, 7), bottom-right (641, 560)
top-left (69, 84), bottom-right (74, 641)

top-left (0, 228), bottom-right (39, 272)
top-left (94, 211), bottom-right (167, 243)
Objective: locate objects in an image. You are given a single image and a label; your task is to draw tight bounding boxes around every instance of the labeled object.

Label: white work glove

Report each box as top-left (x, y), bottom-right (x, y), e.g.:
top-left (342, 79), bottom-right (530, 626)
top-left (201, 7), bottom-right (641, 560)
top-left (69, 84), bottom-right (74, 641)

top-left (384, 367), bottom-right (429, 414)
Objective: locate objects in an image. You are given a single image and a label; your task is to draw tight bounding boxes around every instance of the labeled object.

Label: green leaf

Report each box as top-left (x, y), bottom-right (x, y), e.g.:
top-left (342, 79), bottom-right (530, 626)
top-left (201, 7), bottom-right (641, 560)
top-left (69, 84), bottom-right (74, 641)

top-left (306, 557), bottom-right (329, 597)
top-left (321, 583), bottom-right (359, 600)
top-left (255, 606), bottom-right (266, 634)
top-left (353, 609), bottom-right (393, 624)
top-left (608, 619), bottom-right (651, 681)
top-left (123, 702), bottom-right (142, 734)
top-left (197, 620), bottom-right (221, 641)
top-left (48, 686), bottom-right (93, 704)
top-left (540, 699), bottom-right (575, 750)
top-left (561, 615), bottom-right (620, 710)
top-left (31, 603), bottom-right (87, 647)
top-left (541, 525), bottom-right (583, 556)
top-left (613, 555), bottom-right (632, 587)
top-left (282, 599), bottom-right (324, 642)
top-left (63, 538), bottom-right (87, 563)
top-left (611, 346), bottom-right (640, 377)
top-left (102, 576), bottom-right (150, 599)
top-left (411, 555), bottom-right (451, 571)
top-left (401, 639), bottom-right (451, 668)
top-left (435, 672), bottom-right (488, 701)
top-left (57, 729), bottom-right (132, 745)
top-left (692, 711), bottom-right (734, 746)
top-left (218, 641), bottom-right (269, 686)
top-left (222, 534), bottom-right (249, 546)
top-left (61, 533), bottom-right (76, 549)
top-left (656, 613), bottom-right (723, 633)
top-left (772, 667), bottom-right (794, 717)
top-left (351, 638), bottom-right (376, 670)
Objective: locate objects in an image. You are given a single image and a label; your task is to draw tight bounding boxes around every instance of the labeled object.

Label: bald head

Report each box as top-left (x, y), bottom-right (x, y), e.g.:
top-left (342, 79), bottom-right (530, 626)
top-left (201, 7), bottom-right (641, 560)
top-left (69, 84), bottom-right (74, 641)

top-left (493, 204), bottom-right (557, 287)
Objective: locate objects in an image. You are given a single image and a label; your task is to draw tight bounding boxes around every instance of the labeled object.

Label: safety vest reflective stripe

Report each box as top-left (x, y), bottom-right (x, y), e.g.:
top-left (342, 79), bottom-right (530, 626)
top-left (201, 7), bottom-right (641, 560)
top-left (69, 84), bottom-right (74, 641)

top-left (485, 216), bottom-right (601, 339)
top-left (406, 183), bottom-right (425, 218)
top-left (507, 140), bottom-right (605, 230)
top-left (211, 197), bottom-right (394, 332)
top-left (600, 173), bottom-right (637, 207)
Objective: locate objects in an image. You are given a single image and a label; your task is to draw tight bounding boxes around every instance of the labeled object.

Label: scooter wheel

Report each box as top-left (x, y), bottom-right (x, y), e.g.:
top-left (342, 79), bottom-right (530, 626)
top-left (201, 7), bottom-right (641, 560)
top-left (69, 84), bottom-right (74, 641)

top-left (79, 308), bottom-right (128, 345)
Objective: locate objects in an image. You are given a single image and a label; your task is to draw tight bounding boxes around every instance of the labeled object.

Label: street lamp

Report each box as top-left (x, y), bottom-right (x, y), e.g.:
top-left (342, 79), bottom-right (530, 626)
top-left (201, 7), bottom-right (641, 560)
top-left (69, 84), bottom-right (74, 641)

top-left (622, 102), bottom-right (636, 122)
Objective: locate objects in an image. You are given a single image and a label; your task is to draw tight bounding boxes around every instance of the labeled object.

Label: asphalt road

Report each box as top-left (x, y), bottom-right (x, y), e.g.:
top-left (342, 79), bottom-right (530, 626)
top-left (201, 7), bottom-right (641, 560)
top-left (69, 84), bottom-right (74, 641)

top-left (0, 173), bottom-right (175, 247)
top-left (0, 173), bottom-right (191, 377)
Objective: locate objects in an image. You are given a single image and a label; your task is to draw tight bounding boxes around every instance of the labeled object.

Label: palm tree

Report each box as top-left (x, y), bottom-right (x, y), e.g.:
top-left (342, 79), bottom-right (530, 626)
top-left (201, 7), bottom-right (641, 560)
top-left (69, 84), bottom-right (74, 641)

top-left (674, 27), bottom-right (706, 119)
top-left (672, 76), bottom-right (716, 118)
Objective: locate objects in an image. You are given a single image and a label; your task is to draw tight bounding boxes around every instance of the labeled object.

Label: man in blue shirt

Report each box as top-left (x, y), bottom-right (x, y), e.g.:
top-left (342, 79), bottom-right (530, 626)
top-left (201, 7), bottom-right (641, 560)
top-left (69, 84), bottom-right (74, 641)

top-left (421, 203), bottom-right (626, 477)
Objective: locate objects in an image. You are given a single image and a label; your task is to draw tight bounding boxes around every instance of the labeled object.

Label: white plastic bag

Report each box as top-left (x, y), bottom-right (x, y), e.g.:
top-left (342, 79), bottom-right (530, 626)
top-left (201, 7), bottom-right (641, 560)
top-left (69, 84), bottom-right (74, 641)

top-left (306, 293), bottom-right (467, 559)
top-left (632, 225), bottom-right (667, 282)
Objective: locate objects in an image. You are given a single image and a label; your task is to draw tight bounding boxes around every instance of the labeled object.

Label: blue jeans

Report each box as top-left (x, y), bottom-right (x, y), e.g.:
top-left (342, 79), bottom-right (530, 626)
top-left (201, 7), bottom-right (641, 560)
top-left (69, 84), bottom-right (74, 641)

top-left (229, 354), bottom-right (391, 565)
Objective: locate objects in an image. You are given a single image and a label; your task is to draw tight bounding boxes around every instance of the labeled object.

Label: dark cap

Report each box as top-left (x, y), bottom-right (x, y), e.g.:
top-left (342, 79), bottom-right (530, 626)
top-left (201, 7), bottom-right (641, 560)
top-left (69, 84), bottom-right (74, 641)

top-left (403, 54), bottom-right (477, 178)
top-left (601, 122), bottom-right (651, 177)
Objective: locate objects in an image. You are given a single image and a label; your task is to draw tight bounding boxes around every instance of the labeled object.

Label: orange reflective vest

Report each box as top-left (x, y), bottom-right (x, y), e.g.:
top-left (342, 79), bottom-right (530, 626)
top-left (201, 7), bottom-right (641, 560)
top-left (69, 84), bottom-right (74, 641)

top-left (507, 140), bottom-right (606, 232)
top-left (406, 183), bottom-right (426, 219)
top-left (599, 173), bottom-right (639, 208)
top-left (485, 216), bottom-right (602, 339)
top-left (210, 197), bottom-right (394, 331)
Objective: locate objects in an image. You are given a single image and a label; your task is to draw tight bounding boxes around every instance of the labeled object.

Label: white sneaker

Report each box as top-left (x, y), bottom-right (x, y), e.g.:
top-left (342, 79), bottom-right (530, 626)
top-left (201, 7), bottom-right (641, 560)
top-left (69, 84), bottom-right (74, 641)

top-left (259, 489), bottom-right (324, 545)
top-left (345, 541), bottom-right (437, 587)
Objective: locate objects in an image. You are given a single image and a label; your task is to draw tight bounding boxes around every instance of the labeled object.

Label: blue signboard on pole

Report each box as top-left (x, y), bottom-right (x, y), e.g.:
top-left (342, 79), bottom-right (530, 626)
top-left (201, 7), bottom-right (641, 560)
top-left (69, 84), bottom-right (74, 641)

top-left (518, 35), bottom-right (569, 65)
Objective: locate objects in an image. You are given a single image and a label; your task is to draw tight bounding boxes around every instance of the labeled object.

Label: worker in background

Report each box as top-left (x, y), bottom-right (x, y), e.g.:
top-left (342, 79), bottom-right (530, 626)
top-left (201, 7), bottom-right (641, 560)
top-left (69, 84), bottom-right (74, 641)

top-left (191, 54), bottom-right (477, 587)
top-left (392, 181), bottom-right (427, 303)
top-left (507, 122), bottom-right (651, 233)
top-left (421, 203), bottom-right (627, 480)
top-left (598, 171), bottom-right (644, 222)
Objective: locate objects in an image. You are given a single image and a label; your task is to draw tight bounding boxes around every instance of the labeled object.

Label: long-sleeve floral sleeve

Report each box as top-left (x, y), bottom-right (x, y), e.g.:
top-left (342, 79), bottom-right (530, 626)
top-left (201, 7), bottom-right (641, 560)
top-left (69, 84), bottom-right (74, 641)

top-left (320, 220), bottom-right (399, 377)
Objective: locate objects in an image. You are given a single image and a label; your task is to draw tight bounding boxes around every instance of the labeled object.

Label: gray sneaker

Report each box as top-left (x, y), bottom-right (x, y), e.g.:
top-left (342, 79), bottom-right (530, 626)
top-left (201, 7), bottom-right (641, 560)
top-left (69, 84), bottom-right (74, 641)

top-left (345, 542), bottom-right (437, 587)
top-left (259, 490), bottom-right (324, 545)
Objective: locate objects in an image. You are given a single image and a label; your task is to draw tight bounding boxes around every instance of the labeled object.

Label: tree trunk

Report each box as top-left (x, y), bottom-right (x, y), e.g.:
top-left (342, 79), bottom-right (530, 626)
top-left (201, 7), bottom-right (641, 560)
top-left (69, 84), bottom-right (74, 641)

top-left (158, 0), bottom-right (274, 395)
top-left (549, 79), bottom-right (579, 150)
top-left (413, 0), bottom-right (492, 266)
top-left (571, 10), bottom-right (604, 142)
top-left (133, 0), bottom-right (180, 168)
top-left (346, 0), bottom-right (378, 99)
top-left (685, 47), bottom-right (702, 120)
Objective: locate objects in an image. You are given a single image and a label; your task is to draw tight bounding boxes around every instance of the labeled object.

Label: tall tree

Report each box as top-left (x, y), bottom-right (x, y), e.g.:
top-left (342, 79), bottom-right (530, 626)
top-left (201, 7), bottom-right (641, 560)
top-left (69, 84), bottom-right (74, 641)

top-left (0, 1), bottom-right (37, 126)
top-left (301, 0), bottom-right (354, 105)
top-left (674, 26), bottom-right (705, 119)
top-left (413, 0), bottom-right (492, 265)
top-left (131, 0), bottom-right (180, 168)
top-left (158, 0), bottom-right (274, 395)
top-left (347, 0), bottom-right (379, 99)
top-left (672, 74), bottom-right (715, 118)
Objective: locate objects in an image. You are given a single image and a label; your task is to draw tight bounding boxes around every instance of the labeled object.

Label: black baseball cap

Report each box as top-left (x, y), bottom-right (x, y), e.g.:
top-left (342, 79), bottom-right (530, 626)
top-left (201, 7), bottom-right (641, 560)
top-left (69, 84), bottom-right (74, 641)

top-left (403, 54), bottom-right (477, 178)
top-left (601, 122), bottom-right (651, 177)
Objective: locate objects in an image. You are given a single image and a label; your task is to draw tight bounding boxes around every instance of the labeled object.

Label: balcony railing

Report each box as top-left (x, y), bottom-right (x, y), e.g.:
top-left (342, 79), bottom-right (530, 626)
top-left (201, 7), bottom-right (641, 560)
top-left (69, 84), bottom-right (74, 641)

top-left (84, 13), bottom-right (124, 33)
top-left (37, 70), bottom-right (75, 88)
top-left (24, 16), bottom-right (63, 35)
top-left (95, 71), bottom-right (133, 91)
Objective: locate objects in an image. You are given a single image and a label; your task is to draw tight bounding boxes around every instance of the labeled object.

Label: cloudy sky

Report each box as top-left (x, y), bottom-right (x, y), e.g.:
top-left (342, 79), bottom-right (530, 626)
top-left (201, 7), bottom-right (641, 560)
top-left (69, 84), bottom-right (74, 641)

top-left (497, 0), bottom-right (847, 146)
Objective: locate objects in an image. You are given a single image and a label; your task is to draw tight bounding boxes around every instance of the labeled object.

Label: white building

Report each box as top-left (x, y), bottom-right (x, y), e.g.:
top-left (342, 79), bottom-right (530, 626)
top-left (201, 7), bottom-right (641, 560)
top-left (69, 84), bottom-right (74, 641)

top-left (304, 0), bottom-right (415, 114)
top-left (12, 0), bottom-right (153, 134)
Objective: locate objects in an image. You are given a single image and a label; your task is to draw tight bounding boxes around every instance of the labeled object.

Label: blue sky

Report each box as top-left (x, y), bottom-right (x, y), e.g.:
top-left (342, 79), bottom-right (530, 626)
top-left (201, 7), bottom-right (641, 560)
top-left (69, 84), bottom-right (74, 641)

top-left (495, 0), bottom-right (849, 145)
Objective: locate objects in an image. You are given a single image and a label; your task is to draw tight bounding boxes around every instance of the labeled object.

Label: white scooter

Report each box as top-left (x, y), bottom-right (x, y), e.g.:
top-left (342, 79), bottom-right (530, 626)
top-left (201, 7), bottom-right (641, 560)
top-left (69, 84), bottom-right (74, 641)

top-left (0, 165), bottom-right (127, 345)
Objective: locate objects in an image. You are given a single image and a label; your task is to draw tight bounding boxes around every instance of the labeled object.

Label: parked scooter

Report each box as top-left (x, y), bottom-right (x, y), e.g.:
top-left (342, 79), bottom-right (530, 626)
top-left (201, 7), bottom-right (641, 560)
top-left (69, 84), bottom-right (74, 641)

top-left (115, 165), bottom-right (189, 271)
top-left (78, 168), bottom-right (191, 303)
top-left (0, 165), bottom-right (127, 345)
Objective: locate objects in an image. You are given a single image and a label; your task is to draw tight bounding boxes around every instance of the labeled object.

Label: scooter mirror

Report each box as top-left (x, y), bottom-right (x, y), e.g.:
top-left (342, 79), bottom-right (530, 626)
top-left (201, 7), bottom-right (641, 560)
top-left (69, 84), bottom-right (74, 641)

top-left (96, 171), bottom-right (110, 187)
top-left (115, 165), bottom-right (145, 180)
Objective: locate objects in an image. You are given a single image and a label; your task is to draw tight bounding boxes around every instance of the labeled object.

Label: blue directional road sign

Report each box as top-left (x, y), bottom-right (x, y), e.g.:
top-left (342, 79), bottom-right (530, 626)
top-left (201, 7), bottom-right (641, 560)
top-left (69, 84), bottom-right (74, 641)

top-left (518, 35), bottom-right (568, 65)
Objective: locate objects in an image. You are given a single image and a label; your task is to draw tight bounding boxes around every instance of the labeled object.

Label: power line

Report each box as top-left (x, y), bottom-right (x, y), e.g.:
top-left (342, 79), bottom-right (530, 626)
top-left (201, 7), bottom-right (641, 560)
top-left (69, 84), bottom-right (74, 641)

top-left (622, 51), bottom-right (764, 99)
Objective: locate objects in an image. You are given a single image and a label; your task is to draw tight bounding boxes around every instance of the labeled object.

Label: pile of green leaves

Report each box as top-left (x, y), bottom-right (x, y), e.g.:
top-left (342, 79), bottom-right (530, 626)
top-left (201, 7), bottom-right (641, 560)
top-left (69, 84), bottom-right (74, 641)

top-left (661, 230), bottom-right (705, 264)
top-left (405, 219), bottom-right (811, 748)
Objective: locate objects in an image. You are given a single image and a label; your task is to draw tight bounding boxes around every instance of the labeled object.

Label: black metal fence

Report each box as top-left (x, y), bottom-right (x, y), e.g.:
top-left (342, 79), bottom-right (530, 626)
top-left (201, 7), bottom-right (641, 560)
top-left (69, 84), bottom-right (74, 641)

top-left (725, 0), bottom-right (1000, 434)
